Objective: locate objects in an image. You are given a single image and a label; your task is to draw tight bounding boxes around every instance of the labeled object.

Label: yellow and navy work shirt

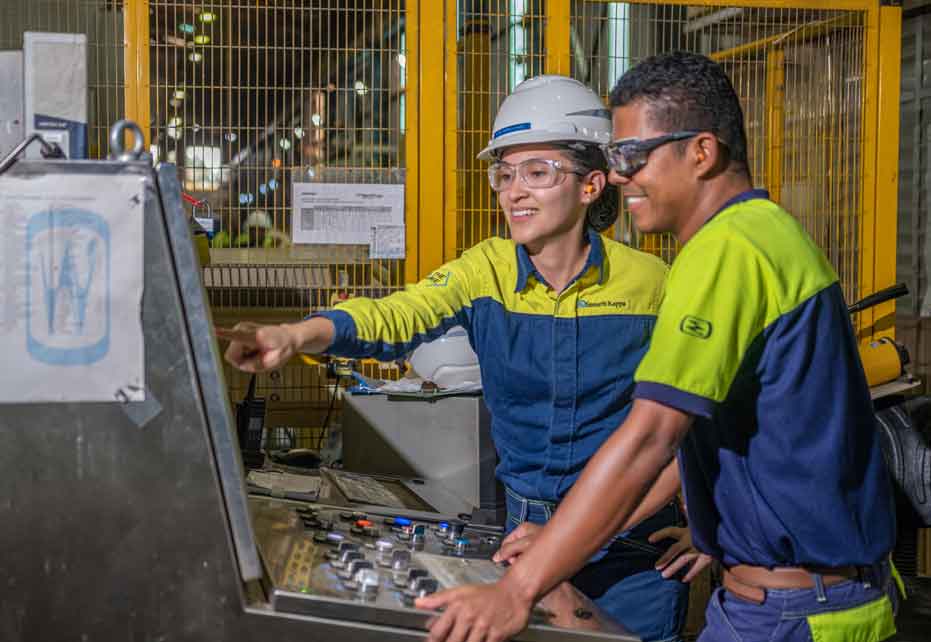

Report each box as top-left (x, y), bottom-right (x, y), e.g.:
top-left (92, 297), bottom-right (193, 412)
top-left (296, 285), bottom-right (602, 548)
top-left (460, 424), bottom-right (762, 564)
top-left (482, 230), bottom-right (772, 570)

top-left (316, 228), bottom-right (667, 502)
top-left (633, 189), bottom-right (895, 568)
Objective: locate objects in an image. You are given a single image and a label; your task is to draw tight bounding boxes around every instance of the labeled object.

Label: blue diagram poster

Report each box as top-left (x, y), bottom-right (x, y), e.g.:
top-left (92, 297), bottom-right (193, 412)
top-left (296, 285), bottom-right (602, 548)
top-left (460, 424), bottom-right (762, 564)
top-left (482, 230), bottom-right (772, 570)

top-left (0, 173), bottom-right (144, 402)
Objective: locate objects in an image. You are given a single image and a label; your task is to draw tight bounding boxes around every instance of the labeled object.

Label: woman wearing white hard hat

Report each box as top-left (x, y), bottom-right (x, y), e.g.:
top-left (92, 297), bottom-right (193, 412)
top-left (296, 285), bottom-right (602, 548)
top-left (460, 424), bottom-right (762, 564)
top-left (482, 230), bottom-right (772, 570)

top-left (222, 75), bottom-right (692, 641)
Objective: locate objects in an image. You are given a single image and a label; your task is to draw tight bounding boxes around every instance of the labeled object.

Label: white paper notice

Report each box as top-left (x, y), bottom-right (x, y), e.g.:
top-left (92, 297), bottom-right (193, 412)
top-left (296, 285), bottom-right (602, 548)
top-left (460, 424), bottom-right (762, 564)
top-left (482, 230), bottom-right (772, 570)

top-left (0, 173), bottom-right (145, 403)
top-left (370, 225), bottom-right (405, 259)
top-left (292, 182), bottom-right (404, 245)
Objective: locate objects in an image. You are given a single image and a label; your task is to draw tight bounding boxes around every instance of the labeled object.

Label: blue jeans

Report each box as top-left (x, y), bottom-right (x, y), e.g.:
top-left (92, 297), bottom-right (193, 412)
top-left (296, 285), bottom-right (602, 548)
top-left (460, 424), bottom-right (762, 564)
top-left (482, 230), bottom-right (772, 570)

top-left (505, 487), bottom-right (690, 642)
top-left (700, 561), bottom-right (898, 642)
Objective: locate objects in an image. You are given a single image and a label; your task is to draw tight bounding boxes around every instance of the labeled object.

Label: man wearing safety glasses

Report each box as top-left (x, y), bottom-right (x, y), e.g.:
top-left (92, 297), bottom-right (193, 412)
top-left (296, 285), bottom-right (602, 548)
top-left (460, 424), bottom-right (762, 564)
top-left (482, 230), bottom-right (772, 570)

top-left (419, 52), bottom-right (898, 642)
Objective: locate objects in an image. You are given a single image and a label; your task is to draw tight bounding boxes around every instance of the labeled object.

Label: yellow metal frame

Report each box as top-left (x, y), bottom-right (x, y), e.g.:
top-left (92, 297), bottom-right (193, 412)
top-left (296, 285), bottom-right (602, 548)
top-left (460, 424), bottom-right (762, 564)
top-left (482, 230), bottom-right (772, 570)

top-left (587, 0), bottom-right (875, 9)
top-left (709, 14), bottom-right (859, 61)
top-left (408, 0), bottom-right (456, 281)
top-left (405, 2), bottom-right (421, 283)
top-left (445, 0), bottom-right (461, 268)
top-left (858, 4), bottom-right (901, 342)
top-left (764, 49), bottom-right (785, 205)
top-left (123, 0), bottom-right (150, 147)
top-left (546, 0), bottom-right (572, 75)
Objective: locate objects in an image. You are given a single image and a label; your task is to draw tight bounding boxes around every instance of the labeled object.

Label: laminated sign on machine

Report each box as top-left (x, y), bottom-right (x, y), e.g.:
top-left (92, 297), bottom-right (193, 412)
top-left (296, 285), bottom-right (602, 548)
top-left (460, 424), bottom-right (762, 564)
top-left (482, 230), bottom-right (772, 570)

top-left (0, 173), bottom-right (145, 402)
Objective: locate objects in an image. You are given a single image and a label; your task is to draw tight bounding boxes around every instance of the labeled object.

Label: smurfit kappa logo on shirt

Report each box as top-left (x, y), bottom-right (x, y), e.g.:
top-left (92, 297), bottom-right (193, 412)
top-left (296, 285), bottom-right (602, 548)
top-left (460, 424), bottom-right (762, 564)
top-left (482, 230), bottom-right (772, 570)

top-left (26, 208), bottom-right (111, 366)
top-left (577, 298), bottom-right (628, 309)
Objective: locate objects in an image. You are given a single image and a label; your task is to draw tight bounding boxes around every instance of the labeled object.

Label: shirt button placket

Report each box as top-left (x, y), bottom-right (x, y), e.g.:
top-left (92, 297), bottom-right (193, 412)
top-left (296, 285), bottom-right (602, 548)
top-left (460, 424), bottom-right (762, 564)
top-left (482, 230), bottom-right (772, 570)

top-left (545, 288), bottom-right (579, 498)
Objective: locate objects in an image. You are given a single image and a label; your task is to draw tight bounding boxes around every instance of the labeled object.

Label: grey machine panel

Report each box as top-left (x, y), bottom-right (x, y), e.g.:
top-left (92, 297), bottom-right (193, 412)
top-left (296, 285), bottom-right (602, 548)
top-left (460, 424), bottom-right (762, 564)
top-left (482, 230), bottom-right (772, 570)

top-left (248, 465), bottom-right (478, 523)
top-left (0, 144), bottom-right (638, 642)
top-left (342, 393), bottom-right (504, 524)
top-left (0, 51), bottom-right (24, 158)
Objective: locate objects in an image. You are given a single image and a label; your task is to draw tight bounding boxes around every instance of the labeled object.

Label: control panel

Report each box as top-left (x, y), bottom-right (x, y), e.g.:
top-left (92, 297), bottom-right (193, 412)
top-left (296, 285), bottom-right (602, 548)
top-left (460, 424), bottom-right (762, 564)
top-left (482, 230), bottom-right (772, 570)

top-left (250, 498), bottom-right (636, 641)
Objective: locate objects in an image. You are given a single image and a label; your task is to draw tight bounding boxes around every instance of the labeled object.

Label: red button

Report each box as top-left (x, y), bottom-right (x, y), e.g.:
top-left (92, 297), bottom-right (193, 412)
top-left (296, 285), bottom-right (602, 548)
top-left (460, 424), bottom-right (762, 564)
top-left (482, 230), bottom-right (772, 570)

top-left (355, 519), bottom-right (373, 528)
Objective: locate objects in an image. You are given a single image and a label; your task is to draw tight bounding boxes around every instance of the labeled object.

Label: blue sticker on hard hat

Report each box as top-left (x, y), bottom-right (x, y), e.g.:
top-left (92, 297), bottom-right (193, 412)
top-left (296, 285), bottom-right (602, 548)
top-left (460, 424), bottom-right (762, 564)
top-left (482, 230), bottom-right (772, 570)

top-left (492, 122), bottom-right (532, 139)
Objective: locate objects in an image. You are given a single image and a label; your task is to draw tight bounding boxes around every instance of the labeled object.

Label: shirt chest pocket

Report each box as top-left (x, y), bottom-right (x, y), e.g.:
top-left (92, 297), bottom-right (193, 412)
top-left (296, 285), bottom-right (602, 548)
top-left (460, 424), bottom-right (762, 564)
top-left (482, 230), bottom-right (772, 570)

top-left (577, 315), bottom-right (655, 402)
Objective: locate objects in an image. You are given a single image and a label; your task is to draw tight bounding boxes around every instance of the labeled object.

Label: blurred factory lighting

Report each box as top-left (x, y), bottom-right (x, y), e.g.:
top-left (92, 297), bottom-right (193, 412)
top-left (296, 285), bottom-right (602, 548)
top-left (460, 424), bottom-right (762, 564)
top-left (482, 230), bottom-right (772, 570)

top-left (167, 116), bottom-right (183, 140)
top-left (267, 178), bottom-right (279, 191)
top-left (354, 80), bottom-right (368, 96)
top-left (188, 51), bottom-right (203, 63)
top-left (310, 113), bottom-right (323, 127)
top-left (199, 11), bottom-right (217, 23)
top-left (194, 35), bottom-right (211, 45)
top-left (178, 23), bottom-right (196, 35)
top-left (184, 146), bottom-right (226, 192)
top-left (397, 53), bottom-right (406, 68)
top-left (239, 193), bottom-right (255, 205)
top-left (224, 132), bottom-right (237, 143)
top-left (279, 138), bottom-right (292, 151)
top-left (173, 89), bottom-right (186, 100)
top-left (293, 127), bottom-right (306, 139)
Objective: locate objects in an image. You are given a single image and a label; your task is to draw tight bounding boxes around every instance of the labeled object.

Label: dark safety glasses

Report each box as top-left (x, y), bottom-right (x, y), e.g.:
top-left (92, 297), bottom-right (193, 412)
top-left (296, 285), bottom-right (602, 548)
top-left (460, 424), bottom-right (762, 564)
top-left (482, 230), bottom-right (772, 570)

top-left (600, 130), bottom-right (701, 178)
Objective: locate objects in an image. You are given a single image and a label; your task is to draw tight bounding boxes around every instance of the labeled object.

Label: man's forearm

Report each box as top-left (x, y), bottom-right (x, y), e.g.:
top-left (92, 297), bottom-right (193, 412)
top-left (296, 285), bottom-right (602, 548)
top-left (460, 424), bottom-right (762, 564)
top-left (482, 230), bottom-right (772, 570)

top-left (620, 458), bottom-right (681, 532)
top-left (500, 400), bottom-right (693, 603)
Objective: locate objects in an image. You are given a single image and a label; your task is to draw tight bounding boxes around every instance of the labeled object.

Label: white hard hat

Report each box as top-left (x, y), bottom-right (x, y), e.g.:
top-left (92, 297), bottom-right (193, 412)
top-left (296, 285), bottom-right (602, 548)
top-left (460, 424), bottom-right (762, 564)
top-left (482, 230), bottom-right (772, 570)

top-left (409, 326), bottom-right (481, 389)
top-left (477, 75), bottom-right (612, 161)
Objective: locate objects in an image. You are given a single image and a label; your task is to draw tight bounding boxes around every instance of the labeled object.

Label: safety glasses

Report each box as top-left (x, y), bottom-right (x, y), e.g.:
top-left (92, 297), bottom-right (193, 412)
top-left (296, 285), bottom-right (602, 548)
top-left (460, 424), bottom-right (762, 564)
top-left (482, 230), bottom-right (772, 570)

top-left (487, 158), bottom-right (586, 192)
top-left (600, 131), bottom-right (701, 178)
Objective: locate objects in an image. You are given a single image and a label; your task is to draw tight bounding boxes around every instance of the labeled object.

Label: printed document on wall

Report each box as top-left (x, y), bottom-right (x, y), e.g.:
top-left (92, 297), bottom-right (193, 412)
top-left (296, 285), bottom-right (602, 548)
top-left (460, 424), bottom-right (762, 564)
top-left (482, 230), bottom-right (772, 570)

top-left (292, 183), bottom-right (404, 251)
top-left (0, 173), bottom-right (145, 402)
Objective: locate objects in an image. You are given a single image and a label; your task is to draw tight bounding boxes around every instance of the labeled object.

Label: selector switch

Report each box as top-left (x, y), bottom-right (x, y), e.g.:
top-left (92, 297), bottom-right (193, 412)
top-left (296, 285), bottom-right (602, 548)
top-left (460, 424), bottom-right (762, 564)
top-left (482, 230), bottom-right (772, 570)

top-left (343, 567), bottom-right (382, 599)
top-left (446, 522), bottom-right (466, 543)
top-left (389, 549), bottom-right (412, 571)
top-left (327, 541), bottom-right (358, 561)
top-left (356, 568), bottom-right (381, 598)
top-left (411, 524), bottom-right (427, 548)
top-left (332, 549), bottom-right (363, 569)
top-left (407, 572), bottom-right (433, 592)
top-left (340, 558), bottom-right (374, 580)
top-left (374, 539), bottom-right (395, 567)
top-left (402, 577), bottom-right (440, 606)
top-left (412, 577), bottom-right (439, 596)
top-left (393, 566), bottom-right (427, 588)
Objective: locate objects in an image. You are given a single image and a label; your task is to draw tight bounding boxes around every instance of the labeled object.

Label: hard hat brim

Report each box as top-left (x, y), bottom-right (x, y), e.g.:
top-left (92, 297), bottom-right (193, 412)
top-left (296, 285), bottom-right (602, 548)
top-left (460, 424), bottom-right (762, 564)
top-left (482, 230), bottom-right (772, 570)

top-left (476, 130), bottom-right (601, 161)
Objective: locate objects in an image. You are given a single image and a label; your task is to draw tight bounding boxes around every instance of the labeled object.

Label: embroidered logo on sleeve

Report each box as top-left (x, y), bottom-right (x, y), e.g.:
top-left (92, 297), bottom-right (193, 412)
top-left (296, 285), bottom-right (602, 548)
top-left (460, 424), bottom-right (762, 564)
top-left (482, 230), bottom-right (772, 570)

top-left (679, 315), bottom-right (712, 339)
top-left (426, 270), bottom-right (451, 287)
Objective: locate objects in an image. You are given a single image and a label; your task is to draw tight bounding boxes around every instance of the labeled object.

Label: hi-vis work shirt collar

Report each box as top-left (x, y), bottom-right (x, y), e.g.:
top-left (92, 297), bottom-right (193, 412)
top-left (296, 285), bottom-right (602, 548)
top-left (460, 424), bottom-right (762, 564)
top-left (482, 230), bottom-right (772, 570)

top-left (514, 227), bottom-right (607, 292)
